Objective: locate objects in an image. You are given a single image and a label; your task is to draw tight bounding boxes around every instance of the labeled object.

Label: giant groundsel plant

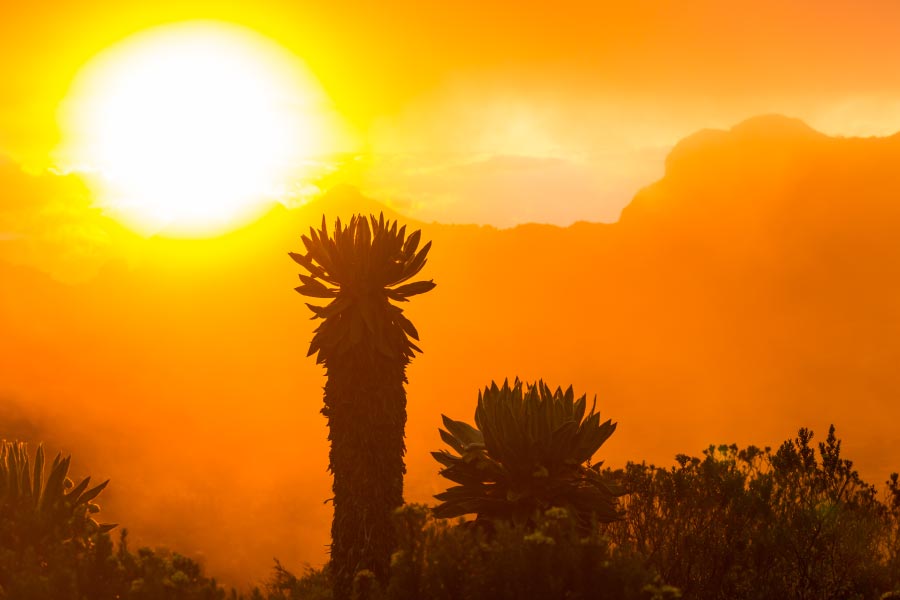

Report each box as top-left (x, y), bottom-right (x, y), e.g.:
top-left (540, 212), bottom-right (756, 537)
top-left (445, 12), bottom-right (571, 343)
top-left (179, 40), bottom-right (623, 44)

top-left (433, 379), bottom-right (621, 528)
top-left (291, 213), bottom-right (435, 600)
top-left (0, 440), bottom-right (114, 550)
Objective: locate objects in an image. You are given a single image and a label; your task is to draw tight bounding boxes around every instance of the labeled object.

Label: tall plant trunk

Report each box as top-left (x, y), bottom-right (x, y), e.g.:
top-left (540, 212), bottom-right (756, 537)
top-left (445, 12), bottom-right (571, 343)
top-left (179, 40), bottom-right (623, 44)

top-left (323, 352), bottom-right (407, 600)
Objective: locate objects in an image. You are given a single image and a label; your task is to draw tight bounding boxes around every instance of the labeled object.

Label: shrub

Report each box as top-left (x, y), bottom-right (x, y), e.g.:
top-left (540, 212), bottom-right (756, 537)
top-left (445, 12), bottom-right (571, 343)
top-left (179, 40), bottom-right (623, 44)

top-left (605, 425), bottom-right (900, 599)
top-left (268, 504), bottom-right (667, 600)
top-left (0, 441), bottom-right (230, 600)
top-left (385, 504), bottom-right (664, 600)
top-left (0, 440), bottom-right (114, 599)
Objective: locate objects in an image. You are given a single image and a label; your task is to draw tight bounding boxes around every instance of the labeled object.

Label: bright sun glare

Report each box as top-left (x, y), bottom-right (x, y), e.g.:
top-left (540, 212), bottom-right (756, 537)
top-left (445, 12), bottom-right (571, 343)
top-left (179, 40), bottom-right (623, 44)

top-left (58, 22), bottom-right (337, 236)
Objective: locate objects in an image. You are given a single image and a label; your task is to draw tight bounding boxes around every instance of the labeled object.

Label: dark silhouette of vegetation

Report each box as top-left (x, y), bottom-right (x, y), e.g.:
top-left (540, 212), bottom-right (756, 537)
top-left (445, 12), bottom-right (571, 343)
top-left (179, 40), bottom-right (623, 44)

top-left (264, 426), bottom-right (900, 600)
top-left (257, 504), bottom-right (673, 600)
top-left (432, 379), bottom-right (621, 529)
top-left (0, 441), bottom-right (227, 599)
top-left (1, 526), bottom-right (233, 600)
top-left (290, 214), bottom-right (435, 600)
top-left (1, 440), bottom-right (113, 597)
top-left (0, 440), bottom-right (115, 545)
top-left (384, 504), bottom-right (673, 600)
top-left (260, 559), bottom-right (331, 600)
top-left (4, 427), bottom-right (900, 599)
top-left (605, 425), bottom-right (900, 600)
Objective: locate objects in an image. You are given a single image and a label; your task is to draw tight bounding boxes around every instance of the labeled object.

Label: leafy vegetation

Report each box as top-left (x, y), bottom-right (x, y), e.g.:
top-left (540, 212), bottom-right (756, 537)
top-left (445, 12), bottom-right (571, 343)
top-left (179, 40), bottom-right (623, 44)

top-left (1, 527), bottom-right (232, 600)
top-left (290, 213), bottom-right (435, 599)
top-left (382, 503), bottom-right (670, 600)
top-left (605, 425), bottom-right (900, 600)
top-left (4, 213), bottom-right (900, 599)
top-left (0, 441), bottom-right (227, 599)
top-left (432, 379), bottom-right (621, 528)
top-left (257, 504), bottom-right (671, 600)
top-left (5, 426), bottom-right (900, 600)
top-left (264, 425), bottom-right (900, 600)
top-left (1, 440), bottom-right (113, 598)
top-left (0, 440), bottom-right (114, 549)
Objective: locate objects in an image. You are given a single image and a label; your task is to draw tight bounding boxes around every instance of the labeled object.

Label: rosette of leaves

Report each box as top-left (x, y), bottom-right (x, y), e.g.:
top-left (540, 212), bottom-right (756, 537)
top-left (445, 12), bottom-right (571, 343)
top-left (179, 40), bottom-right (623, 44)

top-left (290, 213), bottom-right (435, 364)
top-left (0, 440), bottom-right (115, 551)
top-left (290, 213), bottom-right (435, 600)
top-left (432, 379), bottom-right (621, 528)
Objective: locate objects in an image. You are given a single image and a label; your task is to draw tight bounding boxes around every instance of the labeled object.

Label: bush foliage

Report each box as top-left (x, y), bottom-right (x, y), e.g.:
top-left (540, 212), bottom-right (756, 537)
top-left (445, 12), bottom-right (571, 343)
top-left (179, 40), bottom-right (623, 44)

top-left (605, 425), bottom-right (900, 600)
top-left (4, 427), bottom-right (900, 599)
top-left (269, 425), bottom-right (900, 600)
top-left (262, 504), bottom-right (667, 600)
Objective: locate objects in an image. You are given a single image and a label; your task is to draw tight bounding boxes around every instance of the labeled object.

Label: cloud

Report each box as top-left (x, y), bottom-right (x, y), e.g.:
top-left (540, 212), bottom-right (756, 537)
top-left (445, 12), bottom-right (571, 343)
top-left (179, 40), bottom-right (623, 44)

top-left (339, 150), bottom-right (667, 227)
top-left (0, 154), bottom-right (134, 281)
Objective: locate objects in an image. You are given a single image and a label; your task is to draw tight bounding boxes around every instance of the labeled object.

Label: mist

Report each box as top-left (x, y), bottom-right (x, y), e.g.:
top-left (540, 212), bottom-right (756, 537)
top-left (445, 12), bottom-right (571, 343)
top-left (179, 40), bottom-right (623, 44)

top-left (3, 116), bottom-right (900, 587)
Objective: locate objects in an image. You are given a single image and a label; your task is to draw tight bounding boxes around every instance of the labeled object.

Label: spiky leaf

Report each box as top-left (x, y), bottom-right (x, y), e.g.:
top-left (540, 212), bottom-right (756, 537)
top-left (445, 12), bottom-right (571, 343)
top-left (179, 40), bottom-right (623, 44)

top-left (433, 379), bottom-right (621, 529)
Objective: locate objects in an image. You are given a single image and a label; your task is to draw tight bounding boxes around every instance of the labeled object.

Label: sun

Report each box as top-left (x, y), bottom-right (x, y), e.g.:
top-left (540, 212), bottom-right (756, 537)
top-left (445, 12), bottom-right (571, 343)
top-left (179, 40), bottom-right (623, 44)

top-left (57, 22), bottom-right (342, 236)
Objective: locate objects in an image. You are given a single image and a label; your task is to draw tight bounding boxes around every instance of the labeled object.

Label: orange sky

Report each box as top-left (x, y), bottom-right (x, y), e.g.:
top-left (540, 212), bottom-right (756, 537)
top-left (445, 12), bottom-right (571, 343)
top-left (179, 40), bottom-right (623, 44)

top-left (4, 1), bottom-right (900, 226)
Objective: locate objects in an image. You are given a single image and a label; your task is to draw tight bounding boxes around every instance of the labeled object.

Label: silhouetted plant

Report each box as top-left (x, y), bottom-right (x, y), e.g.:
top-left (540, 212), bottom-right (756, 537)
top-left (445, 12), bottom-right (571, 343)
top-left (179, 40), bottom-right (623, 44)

top-left (271, 504), bottom-right (666, 600)
top-left (386, 503), bottom-right (667, 600)
top-left (885, 472), bottom-right (900, 594)
top-left (0, 440), bottom-right (116, 597)
top-left (290, 214), bottom-right (435, 599)
top-left (0, 440), bottom-right (114, 548)
top-left (0, 441), bottom-right (93, 598)
top-left (432, 379), bottom-right (621, 529)
top-left (262, 559), bottom-right (330, 600)
top-left (0, 442), bottom-right (241, 600)
top-left (605, 425), bottom-right (900, 600)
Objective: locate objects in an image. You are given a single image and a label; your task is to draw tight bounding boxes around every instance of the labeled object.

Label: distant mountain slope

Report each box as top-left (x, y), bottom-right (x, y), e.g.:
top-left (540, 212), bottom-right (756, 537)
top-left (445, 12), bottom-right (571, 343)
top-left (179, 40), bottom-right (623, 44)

top-left (1, 115), bottom-right (899, 584)
top-left (623, 115), bottom-right (900, 239)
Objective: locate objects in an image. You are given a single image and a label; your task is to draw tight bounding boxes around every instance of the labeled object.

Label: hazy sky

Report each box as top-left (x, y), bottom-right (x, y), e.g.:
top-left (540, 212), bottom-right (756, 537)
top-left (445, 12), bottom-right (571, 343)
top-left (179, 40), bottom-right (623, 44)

top-left (4, 0), bottom-right (900, 226)
top-left (4, 2), bottom-right (900, 582)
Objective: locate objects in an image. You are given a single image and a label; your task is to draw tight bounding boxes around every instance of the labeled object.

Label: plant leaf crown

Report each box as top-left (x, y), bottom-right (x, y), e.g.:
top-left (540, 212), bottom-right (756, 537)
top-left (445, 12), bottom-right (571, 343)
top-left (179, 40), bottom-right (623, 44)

top-left (0, 440), bottom-right (115, 544)
top-left (290, 213), bottom-right (435, 365)
top-left (432, 379), bottom-right (621, 525)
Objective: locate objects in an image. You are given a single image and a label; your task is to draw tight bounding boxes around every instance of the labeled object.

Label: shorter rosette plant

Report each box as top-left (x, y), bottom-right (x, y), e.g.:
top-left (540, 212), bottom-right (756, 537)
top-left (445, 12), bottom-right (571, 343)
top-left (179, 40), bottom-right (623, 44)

top-left (0, 440), bottom-right (115, 552)
top-left (432, 379), bottom-right (622, 529)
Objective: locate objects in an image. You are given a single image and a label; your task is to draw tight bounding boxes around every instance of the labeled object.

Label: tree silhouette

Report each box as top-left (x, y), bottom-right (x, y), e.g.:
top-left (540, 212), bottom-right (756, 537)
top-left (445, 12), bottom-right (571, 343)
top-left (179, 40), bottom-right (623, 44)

top-left (290, 214), bottom-right (435, 599)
